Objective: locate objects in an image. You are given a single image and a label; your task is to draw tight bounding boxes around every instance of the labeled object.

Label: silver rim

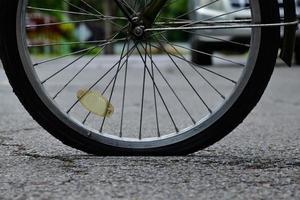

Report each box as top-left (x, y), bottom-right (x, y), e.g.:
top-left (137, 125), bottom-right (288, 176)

top-left (17, 0), bottom-right (261, 149)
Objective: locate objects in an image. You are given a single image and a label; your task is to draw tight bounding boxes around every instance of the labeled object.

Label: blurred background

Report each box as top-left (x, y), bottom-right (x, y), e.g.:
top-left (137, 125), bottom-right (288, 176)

top-left (27, 0), bottom-right (189, 56)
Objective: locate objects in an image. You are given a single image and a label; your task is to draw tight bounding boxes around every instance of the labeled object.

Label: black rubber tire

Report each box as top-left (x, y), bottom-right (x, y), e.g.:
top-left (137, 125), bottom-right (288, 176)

top-left (191, 39), bottom-right (213, 65)
top-left (0, 0), bottom-right (280, 155)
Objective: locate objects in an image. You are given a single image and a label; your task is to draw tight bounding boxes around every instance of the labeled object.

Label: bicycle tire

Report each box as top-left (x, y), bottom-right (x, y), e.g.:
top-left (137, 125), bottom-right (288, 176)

top-left (1, 0), bottom-right (280, 155)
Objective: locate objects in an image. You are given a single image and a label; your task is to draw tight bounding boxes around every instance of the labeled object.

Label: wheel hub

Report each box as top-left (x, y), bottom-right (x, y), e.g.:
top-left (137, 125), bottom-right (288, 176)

top-left (129, 16), bottom-right (146, 39)
top-left (133, 26), bottom-right (145, 37)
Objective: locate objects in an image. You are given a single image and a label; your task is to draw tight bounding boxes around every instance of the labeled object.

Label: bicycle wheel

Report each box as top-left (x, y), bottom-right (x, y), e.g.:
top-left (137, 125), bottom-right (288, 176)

top-left (1, 0), bottom-right (280, 155)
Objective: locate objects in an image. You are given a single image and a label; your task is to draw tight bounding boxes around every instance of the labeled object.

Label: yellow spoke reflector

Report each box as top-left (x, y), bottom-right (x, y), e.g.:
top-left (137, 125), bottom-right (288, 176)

top-left (77, 89), bottom-right (114, 118)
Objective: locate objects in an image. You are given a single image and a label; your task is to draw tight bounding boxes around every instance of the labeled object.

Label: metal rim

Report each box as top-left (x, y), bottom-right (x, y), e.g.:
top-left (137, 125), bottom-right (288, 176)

top-left (17, 0), bottom-right (261, 149)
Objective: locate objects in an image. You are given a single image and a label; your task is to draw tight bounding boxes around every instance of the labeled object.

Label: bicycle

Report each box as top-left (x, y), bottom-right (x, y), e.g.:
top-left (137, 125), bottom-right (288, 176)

top-left (0, 0), bottom-right (298, 155)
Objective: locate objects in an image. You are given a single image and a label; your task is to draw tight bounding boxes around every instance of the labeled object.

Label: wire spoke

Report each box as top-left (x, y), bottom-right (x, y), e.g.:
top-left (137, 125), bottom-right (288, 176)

top-left (41, 39), bottom-right (123, 84)
top-left (158, 39), bottom-right (245, 67)
top-left (149, 7), bottom-right (250, 38)
top-left (160, 0), bottom-right (221, 21)
top-left (113, 0), bottom-right (135, 24)
top-left (149, 43), bottom-right (237, 84)
top-left (67, 42), bottom-right (136, 114)
top-left (135, 43), bottom-right (179, 133)
top-left (42, 47), bottom-right (97, 84)
top-left (149, 44), bottom-right (160, 137)
top-left (154, 38), bottom-right (212, 113)
top-left (53, 48), bottom-right (102, 100)
top-left (33, 46), bottom-right (99, 67)
top-left (27, 18), bottom-right (109, 28)
top-left (82, 112), bottom-right (91, 124)
top-left (138, 43), bottom-right (148, 139)
top-left (99, 40), bottom-right (128, 132)
top-left (78, 0), bottom-right (125, 29)
top-left (183, 30), bottom-right (250, 47)
top-left (80, 0), bottom-right (102, 14)
top-left (155, 16), bottom-right (250, 48)
top-left (52, 32), bottom-right (122, 99)
top-left (64, 0), bottom-right (104, 20)
top-left (155, 19), bottom-right (254, 30)
top-left (28, 38), bottom-right (125, 48)
top-left (81, 42), bottom-right (133, 125)
top-left (206, 7), bottom-right (250, 22)
top-left (159, 34), bottom-right (226, 99)
top-left (119, 42), bottom-right (130, 137)
top-left (155, 21), bottom-right (250, 47)
top-left (27, 6), bottom-right (126, 20)
top-left (32, 24), bottom-right (128, 67)
top-left (141, 42), bottom-right (196, 124)
top-left (147, 22), bottom-right (294, 32)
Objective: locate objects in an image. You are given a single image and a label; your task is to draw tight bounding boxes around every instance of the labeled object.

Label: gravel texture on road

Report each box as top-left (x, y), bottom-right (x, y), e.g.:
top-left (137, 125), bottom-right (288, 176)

top-left (0, 65), bottom-right (300, 200)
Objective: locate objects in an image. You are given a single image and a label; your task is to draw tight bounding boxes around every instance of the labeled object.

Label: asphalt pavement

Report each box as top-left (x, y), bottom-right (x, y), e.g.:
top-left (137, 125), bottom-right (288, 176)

top-left (0, 60), bottom-right (300, 200)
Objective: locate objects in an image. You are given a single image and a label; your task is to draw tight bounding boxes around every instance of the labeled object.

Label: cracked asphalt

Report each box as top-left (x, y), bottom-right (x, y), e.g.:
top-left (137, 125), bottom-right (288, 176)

top-left (0, 61), bottom-right (300, 199)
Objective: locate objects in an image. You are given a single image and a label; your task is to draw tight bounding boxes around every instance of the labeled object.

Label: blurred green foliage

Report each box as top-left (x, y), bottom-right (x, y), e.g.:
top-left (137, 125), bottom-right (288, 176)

top-left (29, 0), bottom-right (65, 19)
top-left (160, 0), bottom-right (189, 41)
